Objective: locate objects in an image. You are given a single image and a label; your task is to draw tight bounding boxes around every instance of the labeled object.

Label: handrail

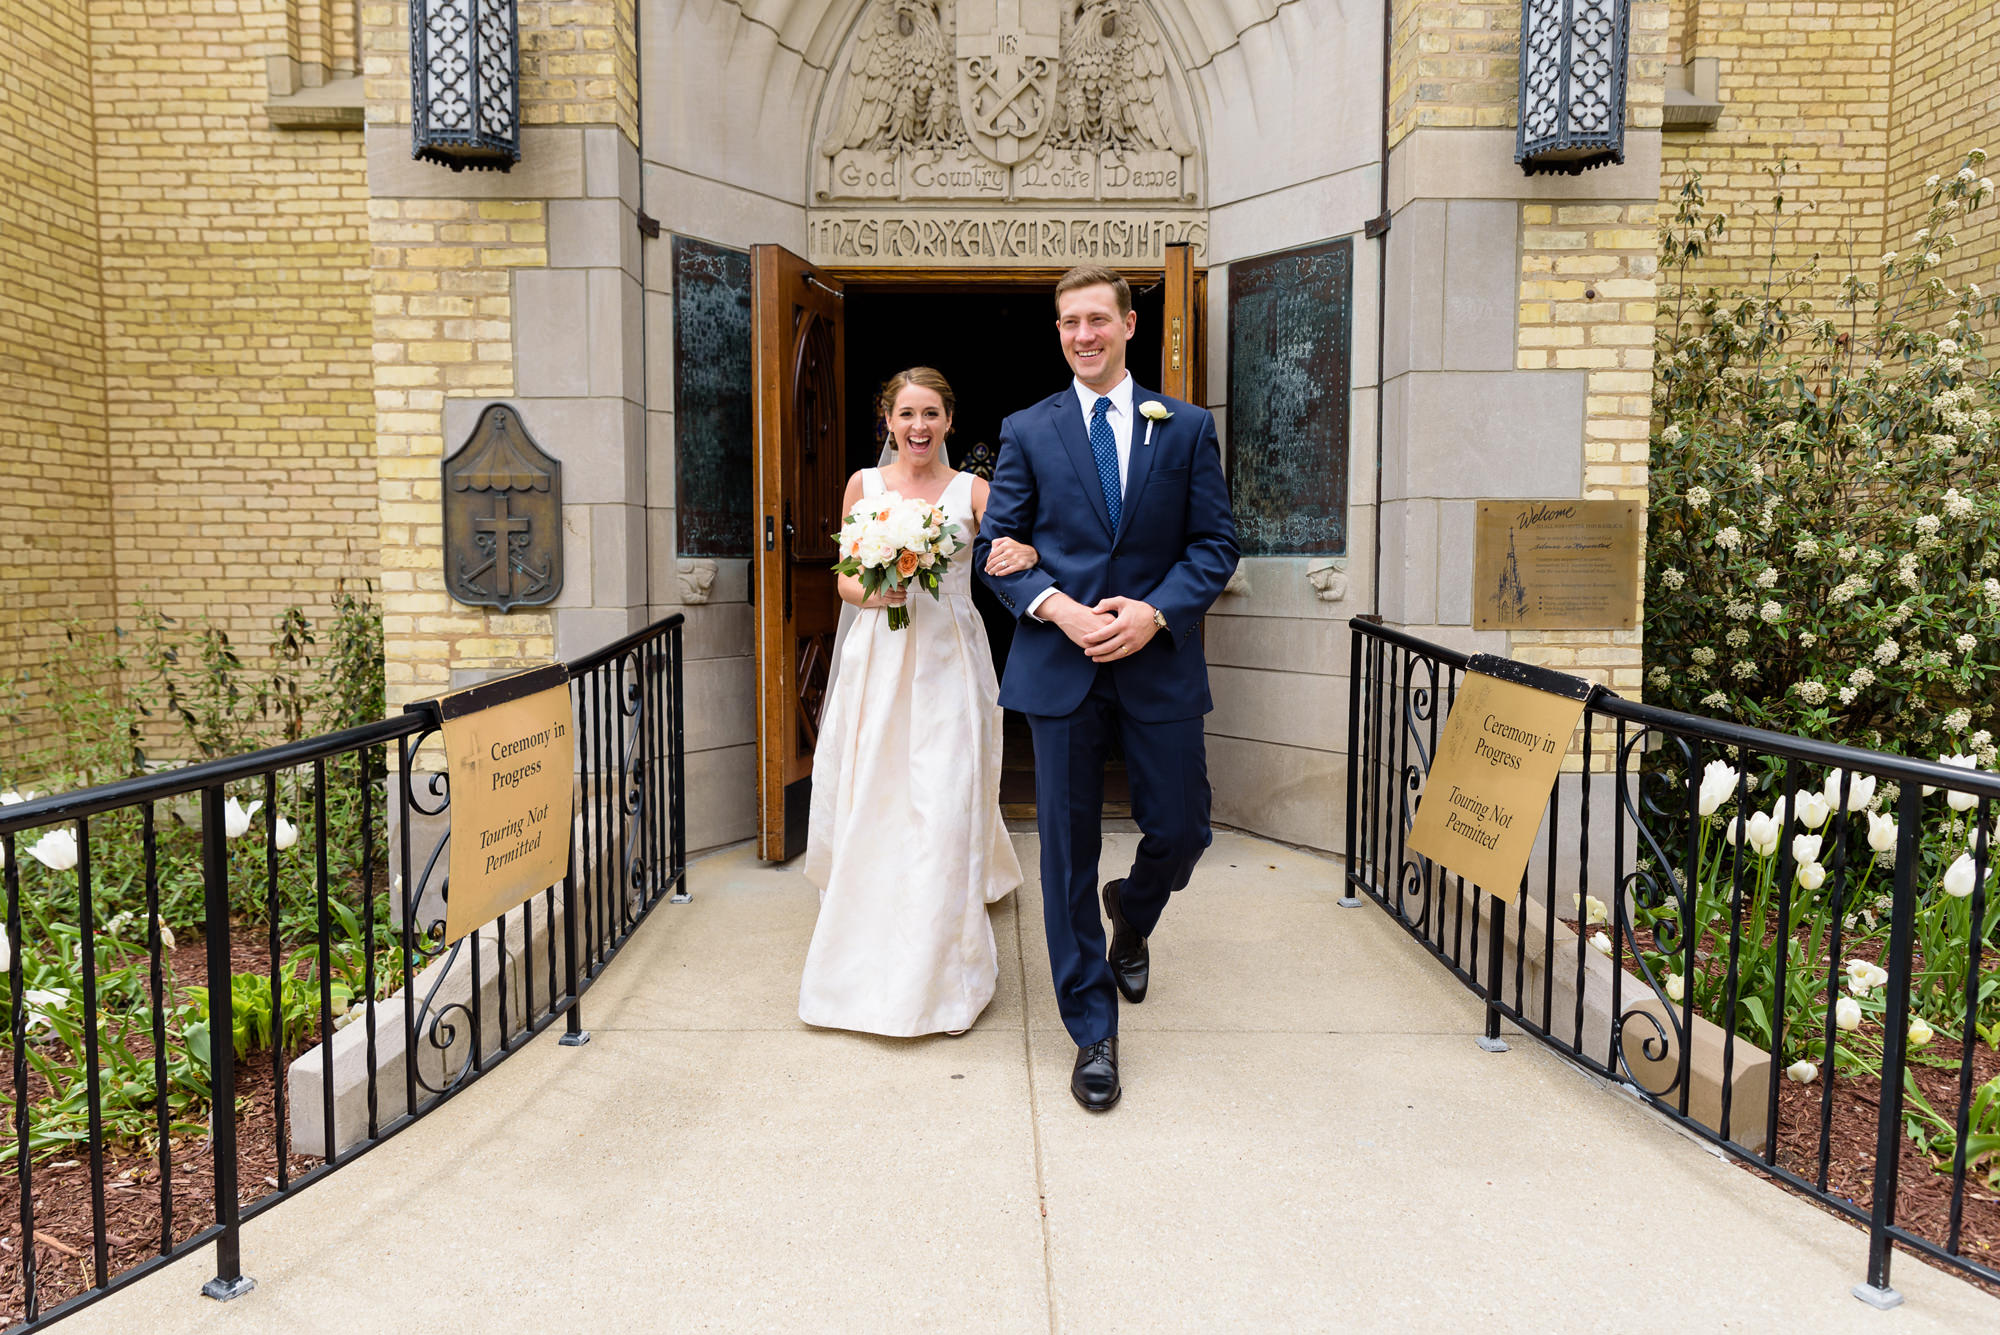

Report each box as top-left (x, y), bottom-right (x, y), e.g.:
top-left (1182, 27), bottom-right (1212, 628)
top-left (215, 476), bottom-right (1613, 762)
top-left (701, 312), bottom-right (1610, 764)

top-left (1347, 618), bottom-right (2000, 1304)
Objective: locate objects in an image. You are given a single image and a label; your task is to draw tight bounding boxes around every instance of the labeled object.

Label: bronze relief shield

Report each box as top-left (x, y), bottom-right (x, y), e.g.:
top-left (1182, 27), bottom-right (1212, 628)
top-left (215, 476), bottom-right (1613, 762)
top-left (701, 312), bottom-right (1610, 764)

top-left (443, 404), bottom-right (564, 612)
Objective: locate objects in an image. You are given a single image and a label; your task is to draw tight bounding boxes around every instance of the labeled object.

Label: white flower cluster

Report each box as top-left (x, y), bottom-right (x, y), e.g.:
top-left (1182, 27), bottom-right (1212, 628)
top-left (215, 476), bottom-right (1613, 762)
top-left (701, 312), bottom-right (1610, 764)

top-left (1691, 646), bottom-right (1717, 666)
top-left (1794, 536), bottom-right (1819, 559)
top-left (1661, 568), bottom-right (1686, 590)
top-left (1660, 424), bottom-right (1683, 444)
top-left (1715, 524), bottom-right (1744, 550)
top-left (1795, 680), bottom-right (1828, 706)
top-left (1726, 627), bottom-right (1751, 649)
top-left (1944, 708), bottom-right (1973, 734)
top-left (1726, 599), bottom-right (1755, 621)
top-left (1733, 659), bottom-right (1758, 680)
top-left (1873, 639), bottom-right (1901, 666)
top-left (1957, 633), bottom-right (1978, 655)
top-left (1759, 600), bottom-right (1783, 623)
top-left (1944, 488), bottom-right (1975, 520)
top-left (1986, 578), bottom-right (2000, 603)
top-left (1685, 486), bottom-right (1712, 510)
top-left (1828, 573), bottom-right (1869, 604)
top-left (1851, 666), bottom-right (1877, 690)
top-left (1897, 552), bottom-right (1922, 588)
top-left (1756, 567), bottom-right (1779, 589)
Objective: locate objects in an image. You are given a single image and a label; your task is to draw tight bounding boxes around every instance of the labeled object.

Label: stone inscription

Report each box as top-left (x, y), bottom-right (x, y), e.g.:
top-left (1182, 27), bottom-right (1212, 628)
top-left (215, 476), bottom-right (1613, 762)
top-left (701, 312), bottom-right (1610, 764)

top-left (808, 211), bottom-right (1207, 266)
top-left (1227, 237), bottom-right (1353, 557)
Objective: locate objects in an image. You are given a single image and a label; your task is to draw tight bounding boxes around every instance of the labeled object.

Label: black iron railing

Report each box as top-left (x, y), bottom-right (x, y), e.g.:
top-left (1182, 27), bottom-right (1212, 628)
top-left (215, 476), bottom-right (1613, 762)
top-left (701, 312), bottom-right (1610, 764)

top-left (0, 614), bottom-right (685, 1330)
top-left (1349, 618), bottom-right (2000, 1305)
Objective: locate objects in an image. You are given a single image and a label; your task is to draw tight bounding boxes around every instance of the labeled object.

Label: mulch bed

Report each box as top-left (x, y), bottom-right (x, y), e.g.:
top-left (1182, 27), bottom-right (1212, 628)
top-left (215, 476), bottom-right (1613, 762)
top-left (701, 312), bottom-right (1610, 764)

top-left (1611, 918), bottom-right (2000, 1287)
top-left (0, 925), bottom-right (328, 1326)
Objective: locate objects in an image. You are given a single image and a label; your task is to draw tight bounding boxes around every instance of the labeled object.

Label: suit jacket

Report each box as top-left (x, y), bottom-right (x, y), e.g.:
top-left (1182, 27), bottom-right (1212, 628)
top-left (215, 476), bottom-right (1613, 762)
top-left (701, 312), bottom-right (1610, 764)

top-left (975, 383), bottom-right (1239, 721)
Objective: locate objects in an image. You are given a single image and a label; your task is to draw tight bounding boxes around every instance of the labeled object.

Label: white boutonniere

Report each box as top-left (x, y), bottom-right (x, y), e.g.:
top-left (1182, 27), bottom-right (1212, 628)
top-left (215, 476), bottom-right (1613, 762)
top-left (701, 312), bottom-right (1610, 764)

top-left (1138, 399), bottom-right (1173, 445)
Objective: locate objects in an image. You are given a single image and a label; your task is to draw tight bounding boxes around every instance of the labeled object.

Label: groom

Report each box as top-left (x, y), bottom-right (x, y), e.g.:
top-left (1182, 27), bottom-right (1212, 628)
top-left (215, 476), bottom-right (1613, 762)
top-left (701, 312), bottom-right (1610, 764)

top-left (976, 264), bottom-right (1238, 1111)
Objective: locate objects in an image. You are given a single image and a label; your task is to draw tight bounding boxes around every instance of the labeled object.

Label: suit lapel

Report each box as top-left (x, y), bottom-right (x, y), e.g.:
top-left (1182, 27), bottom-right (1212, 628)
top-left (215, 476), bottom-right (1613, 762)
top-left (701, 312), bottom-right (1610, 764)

top-left (1050, 393), bottom-right (1114, 538)
top-left (1112, 384), bottom-right (1162, 549)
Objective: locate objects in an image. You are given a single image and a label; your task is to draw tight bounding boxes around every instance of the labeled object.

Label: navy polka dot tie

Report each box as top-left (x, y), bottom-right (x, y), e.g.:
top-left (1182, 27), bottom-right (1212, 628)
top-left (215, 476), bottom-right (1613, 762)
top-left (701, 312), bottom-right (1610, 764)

top-left (1090, 396), bottom-right (1121, 532)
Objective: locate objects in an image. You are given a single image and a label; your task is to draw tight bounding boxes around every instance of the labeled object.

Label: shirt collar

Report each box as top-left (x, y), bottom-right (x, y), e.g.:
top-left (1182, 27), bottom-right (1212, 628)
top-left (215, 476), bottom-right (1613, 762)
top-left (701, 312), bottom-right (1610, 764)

top-left (1073, 372), bottom-right (1134, 418)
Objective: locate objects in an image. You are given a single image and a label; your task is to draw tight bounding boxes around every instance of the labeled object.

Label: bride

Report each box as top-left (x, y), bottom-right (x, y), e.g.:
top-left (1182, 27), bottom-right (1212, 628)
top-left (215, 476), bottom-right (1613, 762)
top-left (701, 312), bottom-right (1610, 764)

top-left (799, 367), bottom-right (1036, 1036)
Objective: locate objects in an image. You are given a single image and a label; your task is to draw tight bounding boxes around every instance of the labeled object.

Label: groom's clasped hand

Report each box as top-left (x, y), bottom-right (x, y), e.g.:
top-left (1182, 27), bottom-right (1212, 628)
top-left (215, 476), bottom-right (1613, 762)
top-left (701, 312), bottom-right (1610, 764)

top-left (799, 263), bottom-right (1238, 1115)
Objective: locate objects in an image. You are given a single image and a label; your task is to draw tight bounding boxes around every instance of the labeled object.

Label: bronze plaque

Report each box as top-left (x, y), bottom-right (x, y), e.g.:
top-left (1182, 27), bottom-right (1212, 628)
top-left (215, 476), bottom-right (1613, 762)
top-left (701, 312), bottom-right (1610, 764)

top-left (1473, 499), bottom-right (1640, 631)
top-left (443, 405), bottom-right (564, 612)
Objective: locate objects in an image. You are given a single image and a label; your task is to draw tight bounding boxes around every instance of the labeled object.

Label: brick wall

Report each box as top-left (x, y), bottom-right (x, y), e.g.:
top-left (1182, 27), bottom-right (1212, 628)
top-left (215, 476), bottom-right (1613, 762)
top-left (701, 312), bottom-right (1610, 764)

top-left (1886, 0), bottom-right (2000, 297)
top-left (1661, 1), bottom-right (1897, 301)
top-left (0, 0), bottom-right (116, 764)
top-left (91, 0), bottom-right (376, 669)
top-left (370, 198), bottom-right (553, 709)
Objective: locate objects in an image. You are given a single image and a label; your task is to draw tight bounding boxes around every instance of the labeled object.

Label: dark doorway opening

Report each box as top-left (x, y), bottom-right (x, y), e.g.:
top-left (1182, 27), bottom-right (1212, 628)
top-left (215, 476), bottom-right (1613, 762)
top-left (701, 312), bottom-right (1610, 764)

top-left (840, 281), bottom-right (1165, 818)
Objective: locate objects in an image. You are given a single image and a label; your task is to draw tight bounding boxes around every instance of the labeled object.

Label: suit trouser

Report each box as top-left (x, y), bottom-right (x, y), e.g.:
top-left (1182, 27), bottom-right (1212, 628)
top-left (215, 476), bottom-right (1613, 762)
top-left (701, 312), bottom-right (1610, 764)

top-left (1027, 667), bottom-right (1211, 1046)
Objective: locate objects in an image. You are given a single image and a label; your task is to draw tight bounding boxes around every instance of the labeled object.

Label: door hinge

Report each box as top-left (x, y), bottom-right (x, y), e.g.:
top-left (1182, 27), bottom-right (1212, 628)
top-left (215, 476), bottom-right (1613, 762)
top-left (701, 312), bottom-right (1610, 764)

top-left (765, 515), bottom-right (776, 551)
top-left (1363, 212), bottom-right (1391, 240)
top-left (1170, 315), bottom-right (1184, 372)
top-left (637, 210), bottom-right (661, 239)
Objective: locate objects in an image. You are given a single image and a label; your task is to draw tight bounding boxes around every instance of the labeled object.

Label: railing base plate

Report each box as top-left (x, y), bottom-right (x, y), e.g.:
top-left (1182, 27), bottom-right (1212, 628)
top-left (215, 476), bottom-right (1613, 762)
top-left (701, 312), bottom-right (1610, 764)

top-left (1851, 1284), bottom-right (1903, 1310)
top-left (202, 1276), bottom-right (256, 1302)
top-left (670, 891), bottom-right (692, 904)
top-left (1475, 1036), bottom-right (1510, 1053)
top-left (560, 1029), bottom-right (592, 1047)
top-left (1336, 896), bottom-right (1363, 908)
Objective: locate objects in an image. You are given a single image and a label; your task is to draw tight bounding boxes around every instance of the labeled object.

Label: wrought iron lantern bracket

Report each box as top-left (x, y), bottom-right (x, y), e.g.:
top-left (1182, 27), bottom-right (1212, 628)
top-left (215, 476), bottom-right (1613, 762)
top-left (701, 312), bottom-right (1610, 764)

top-left (1515, 0), bottom-right (1630, 177)
top-left (411, 0), bottom-right (521, 171)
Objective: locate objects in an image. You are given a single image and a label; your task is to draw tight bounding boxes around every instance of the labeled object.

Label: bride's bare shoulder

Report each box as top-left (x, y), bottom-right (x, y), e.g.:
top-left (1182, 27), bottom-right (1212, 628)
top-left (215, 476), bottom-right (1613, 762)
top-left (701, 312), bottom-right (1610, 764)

top-left (843, 469), bottom-right (871, 506)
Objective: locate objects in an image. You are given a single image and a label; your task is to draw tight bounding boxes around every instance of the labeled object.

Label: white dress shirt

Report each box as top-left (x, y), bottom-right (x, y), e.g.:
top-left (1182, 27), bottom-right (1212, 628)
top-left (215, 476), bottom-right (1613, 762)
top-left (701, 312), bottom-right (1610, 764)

top-left (1025, 373), bottom-right (1135, 621)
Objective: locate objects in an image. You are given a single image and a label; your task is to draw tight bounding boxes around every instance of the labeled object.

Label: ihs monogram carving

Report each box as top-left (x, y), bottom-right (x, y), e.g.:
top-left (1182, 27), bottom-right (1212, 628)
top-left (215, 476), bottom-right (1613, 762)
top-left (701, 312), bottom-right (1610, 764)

top-left (817, 0), bottom-right (1195, 204)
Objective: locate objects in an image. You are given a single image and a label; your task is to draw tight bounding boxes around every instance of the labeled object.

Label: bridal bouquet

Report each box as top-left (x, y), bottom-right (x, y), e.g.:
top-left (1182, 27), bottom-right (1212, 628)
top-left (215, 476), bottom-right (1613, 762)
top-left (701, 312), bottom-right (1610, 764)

top-left (832, 491), bottom-right (963, 631)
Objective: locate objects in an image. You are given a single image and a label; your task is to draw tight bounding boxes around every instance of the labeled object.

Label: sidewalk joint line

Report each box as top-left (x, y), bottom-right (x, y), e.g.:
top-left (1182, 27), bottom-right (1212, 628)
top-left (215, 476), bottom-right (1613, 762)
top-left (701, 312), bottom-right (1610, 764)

top-left (1017, 880), bottom-right (1060, 1335)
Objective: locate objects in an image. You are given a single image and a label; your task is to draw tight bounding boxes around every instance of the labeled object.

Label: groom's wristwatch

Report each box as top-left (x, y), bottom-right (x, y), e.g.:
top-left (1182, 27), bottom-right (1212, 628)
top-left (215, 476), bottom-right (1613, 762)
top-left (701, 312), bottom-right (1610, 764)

top-left (1152, 608), bottom-right (1168, 632)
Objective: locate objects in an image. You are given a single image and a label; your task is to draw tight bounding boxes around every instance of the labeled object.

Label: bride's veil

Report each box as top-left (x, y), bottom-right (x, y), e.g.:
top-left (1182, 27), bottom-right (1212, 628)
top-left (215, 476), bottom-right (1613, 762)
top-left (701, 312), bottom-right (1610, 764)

top-left (819, 432), bottom-right (953, 720)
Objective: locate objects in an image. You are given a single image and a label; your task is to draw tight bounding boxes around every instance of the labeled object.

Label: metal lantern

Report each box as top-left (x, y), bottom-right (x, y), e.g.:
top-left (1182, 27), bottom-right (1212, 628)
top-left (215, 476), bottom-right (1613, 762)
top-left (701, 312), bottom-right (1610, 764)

top-left (411, 0), bottom-right (520, 171)
top-left (1516, 0), bottom-right (1629, 176)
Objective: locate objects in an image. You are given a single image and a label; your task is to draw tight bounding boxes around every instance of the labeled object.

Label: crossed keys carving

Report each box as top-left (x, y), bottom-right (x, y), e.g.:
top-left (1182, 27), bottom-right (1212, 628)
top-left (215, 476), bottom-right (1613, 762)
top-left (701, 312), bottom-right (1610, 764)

top-left (963, 52), bottom-right (1053, 139)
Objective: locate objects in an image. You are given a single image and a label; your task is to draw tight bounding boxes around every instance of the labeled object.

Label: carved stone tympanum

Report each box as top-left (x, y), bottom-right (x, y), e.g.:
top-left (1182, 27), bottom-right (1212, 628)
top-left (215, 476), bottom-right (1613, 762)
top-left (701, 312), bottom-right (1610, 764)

top-left (815, 0), bottom-right (1197, 206)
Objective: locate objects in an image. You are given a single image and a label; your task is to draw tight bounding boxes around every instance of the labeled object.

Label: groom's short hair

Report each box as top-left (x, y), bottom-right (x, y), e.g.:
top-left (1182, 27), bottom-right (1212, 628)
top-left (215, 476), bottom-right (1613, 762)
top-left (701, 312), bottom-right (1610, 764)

top-left (1054, 264), bottom-right (1131, 317)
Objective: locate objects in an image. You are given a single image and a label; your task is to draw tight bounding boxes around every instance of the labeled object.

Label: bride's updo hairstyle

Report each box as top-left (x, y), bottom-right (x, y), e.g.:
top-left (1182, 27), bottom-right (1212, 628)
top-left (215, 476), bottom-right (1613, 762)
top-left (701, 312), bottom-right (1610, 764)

top-left (877, 366), bottom-right (956, 430)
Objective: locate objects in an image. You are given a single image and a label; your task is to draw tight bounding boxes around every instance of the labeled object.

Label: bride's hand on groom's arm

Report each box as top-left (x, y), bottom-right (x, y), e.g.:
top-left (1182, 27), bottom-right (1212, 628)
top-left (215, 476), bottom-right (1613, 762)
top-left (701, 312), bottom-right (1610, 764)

top-left (983, 537), bottom-right (1038, 576)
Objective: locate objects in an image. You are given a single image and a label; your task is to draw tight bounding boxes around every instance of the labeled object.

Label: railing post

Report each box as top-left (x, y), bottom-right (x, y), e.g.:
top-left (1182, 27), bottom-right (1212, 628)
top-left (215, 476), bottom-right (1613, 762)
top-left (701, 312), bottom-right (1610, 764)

top-left (1477, 890), bottom-right (1510, 1053)
top-left (670, 622), bottom-right (691, 904)
top-left (1339, 625), bottom-right (1363, 907)
top-left (199, 786), bottom-right (255, 1301)
top-left (1853, 780), bottom-right (1921, 1309)
top-left (559, 862), bottom-right (591, 1046)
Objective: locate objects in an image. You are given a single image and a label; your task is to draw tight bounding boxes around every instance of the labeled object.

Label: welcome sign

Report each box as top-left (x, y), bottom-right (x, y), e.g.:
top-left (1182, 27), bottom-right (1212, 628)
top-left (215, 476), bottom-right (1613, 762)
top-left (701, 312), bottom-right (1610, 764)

top-left (436, 664), bottom-right (575, 945)
top-left (1405, 657), bottom-right (1594, 902)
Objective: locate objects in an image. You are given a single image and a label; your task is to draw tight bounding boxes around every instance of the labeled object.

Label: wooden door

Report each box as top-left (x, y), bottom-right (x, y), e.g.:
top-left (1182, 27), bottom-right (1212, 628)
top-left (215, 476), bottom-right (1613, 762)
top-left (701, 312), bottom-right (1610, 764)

top-left (752, 246), bottom-right (846, 862)
top-left (1161, 242), bottom-right (1206, 405)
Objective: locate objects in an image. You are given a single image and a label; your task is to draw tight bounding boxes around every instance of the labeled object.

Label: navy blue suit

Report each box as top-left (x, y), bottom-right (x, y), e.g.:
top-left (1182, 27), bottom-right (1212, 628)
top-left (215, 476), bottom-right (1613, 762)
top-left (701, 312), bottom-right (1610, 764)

top-left (976, 384), bottom-right (1238, 1045)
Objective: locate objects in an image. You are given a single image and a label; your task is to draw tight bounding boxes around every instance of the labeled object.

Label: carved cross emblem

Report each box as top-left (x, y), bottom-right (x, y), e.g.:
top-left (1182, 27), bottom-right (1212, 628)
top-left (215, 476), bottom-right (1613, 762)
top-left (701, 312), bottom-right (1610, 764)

top-left (442, 406), bottom-right (564, 613)
top-left (956, 0), bottom-right (1061, 166)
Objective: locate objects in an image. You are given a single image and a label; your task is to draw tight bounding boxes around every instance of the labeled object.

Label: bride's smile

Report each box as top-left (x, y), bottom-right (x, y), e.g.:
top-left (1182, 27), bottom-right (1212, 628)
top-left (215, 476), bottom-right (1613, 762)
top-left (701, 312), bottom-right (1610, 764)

top-left (888, 385), bottom-right (952, 476)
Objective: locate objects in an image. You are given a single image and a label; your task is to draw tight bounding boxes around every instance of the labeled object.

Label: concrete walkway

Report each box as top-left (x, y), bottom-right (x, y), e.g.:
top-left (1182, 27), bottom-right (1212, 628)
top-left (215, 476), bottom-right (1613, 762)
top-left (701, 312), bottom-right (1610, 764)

top-left (67, 831), bottom-right (1997, 1332)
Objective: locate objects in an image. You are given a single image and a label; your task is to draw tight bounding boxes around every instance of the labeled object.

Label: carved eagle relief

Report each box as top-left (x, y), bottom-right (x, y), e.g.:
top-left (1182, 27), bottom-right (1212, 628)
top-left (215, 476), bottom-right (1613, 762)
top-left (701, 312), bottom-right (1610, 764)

top-left (1051, 0), bottom-right (1191, 156)
top-left (821, 0), bottom-right (965, 153)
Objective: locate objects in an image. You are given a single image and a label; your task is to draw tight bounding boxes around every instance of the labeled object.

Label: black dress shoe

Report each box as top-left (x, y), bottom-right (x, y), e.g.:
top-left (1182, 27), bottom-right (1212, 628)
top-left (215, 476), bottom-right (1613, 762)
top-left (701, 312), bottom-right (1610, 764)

top-left (1102, 880), bottom-right (1150, 1004)
top-left (1071, 1038), bottom-right (1120, 1111)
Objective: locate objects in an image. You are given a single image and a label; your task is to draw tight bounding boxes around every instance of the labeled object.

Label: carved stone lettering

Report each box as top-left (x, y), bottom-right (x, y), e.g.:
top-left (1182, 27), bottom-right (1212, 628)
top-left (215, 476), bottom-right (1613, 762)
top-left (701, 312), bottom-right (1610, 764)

top-left (827, 148), bottom-right (901, 200)
top-left (902, 146), bottom-right (1012, 200)
top-left (1012, 146), bottom-right (1097, 199)
top-left (1098, 149), bottom-right (1187, 200)
top-left (807, 209), bottom-right (1206, 266)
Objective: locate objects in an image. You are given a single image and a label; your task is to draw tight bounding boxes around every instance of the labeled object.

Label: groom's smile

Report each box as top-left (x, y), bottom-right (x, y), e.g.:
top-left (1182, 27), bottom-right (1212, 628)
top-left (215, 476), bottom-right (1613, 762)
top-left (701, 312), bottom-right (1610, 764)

top-left (1056, 282), bottom-right (1138, 394)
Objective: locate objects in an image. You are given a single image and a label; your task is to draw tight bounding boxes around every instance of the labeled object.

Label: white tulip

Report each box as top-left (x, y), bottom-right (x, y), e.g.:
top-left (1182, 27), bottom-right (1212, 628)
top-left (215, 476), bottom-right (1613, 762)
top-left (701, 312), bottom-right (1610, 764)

top-left (1866, 810), bottom-right (1899, 853)
top-left (0, 924), bottom-right (8, 971)
top-left (27, 828), bottom-right (78, 872)
top-left (1824, 769), bottom-right (1878, 812)
top-left (1938, 753), bottom-right (1980, 811)
top-left (1793, 833), bottom-right (1823, 866)
top-left (1908, 1015), bottom-right (1934, 1047)
top-left (1666, 973), bottom-right (1685, 1003)
top-left (1797, 860), bottom-right (1826, 890)
top-left (1835, 996), bottom-right (1863, 1031)
top-left (273, 816), bottom-right (299, 851)
top-left (1845, 959), bottom-right (1889, 992)
top-left (222, 798), bottom-right (264, 840)
top-left (1943, 852), bottom-right (1979, 898)
top-left (1698, 760), bottom-right (1740, 816)
top-left (1745, 811), bottom-right (1782, 858)
top-left (157, 918), bottom-right (176, 954)
top-left (1794, 791), bottom-right (1832, 829)
top-left (22, 987), bottom-right (70, 1032)
top-left (1588, 932), bottom-right (1612, 957)
top-left (1786, 1060), bottom-right (1819, 1084)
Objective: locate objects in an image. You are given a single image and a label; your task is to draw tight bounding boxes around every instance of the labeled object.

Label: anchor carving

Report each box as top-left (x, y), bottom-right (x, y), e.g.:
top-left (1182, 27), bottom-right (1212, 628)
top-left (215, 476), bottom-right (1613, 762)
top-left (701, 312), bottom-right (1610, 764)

top-left (442, 405), bottom-right (564, 612)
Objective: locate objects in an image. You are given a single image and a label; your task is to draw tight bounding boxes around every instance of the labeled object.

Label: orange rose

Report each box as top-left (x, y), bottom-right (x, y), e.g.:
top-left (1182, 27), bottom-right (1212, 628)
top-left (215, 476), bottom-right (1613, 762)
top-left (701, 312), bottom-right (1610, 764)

top-left (897, 550), bottom-right (920, 577)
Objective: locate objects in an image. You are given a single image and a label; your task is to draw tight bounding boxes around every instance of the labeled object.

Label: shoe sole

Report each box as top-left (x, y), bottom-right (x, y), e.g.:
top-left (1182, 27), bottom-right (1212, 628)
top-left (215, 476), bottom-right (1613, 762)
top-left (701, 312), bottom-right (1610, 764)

top-left (1073, 1086), bottom-right (1122, 1112)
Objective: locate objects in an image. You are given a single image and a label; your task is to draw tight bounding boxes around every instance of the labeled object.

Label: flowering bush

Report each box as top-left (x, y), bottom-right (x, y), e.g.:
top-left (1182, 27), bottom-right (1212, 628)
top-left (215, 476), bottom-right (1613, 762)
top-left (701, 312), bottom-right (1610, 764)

top-left (1647, 154), bottom-right (2000, 758)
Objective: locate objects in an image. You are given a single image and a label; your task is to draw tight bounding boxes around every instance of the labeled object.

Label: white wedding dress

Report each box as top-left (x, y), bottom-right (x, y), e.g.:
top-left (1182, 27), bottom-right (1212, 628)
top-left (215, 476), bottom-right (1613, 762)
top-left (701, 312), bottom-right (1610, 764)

top-left (800, 468), bottom-right (1022, 1036)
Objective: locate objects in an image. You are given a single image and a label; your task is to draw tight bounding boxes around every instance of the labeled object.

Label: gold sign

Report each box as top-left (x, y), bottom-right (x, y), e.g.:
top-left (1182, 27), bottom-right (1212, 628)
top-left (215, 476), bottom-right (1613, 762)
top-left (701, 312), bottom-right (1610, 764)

top-left (1405, 661), bottom-right (1591, 902)
top-left (1474, 499), bottom-right (1640, 630)
top-left (438, 664), bottom-right (575, 945)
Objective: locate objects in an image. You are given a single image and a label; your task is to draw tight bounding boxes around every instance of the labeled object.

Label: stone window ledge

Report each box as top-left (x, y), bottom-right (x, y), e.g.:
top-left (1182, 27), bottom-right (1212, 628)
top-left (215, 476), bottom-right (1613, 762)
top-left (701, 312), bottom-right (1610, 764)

top-left (268, 72), bottom-right (363, 131)
top-left (1663, 58), bottom-right (1721, 131)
